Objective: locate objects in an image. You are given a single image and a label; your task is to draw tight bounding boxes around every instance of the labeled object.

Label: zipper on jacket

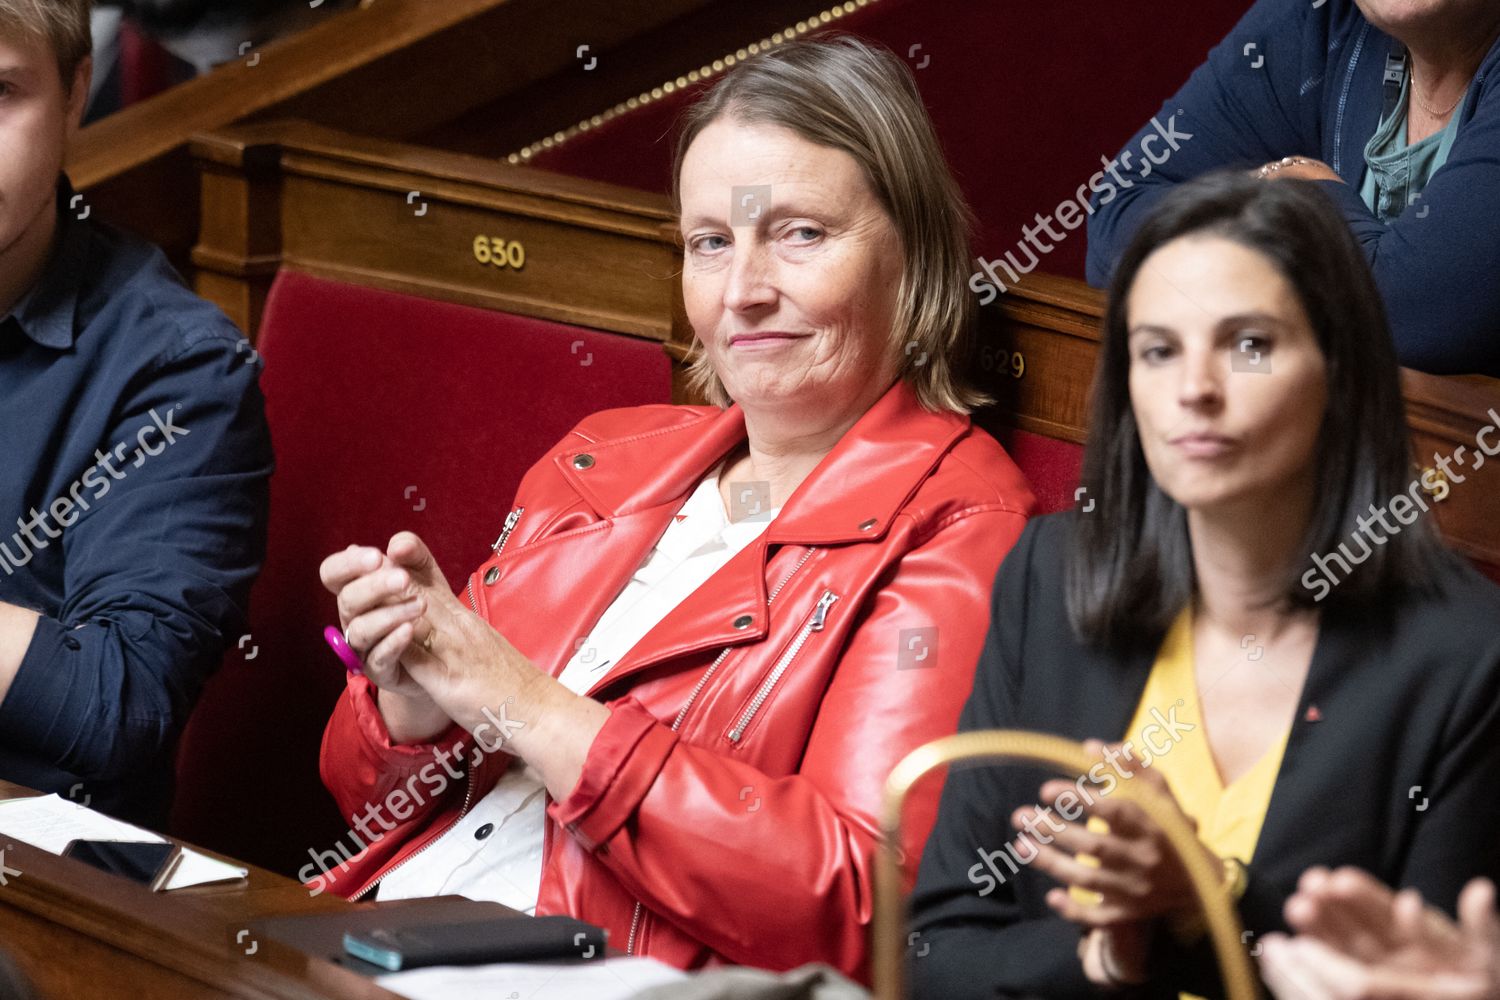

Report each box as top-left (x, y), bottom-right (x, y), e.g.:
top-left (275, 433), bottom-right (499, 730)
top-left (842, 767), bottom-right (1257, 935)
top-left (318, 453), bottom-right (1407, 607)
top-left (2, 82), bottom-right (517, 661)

top-left (1332, 23), bottom-right (1371, 176)
top-left (348, 763), bottom-right (478, 901)
top-left (727, 590), bottom-right (837, 743)
top-left (631, 547), bottom-right (817, 955)
top-left (670, 547), bottom-right (817, 734)
top-left (670, 647), bottom-right (733, 732)
top-left (491, 506), bottom-right (525, 554)
top-left (468, 507), bottom-right (526, 613)
top-left (626, 901), bottom-right (644, 955)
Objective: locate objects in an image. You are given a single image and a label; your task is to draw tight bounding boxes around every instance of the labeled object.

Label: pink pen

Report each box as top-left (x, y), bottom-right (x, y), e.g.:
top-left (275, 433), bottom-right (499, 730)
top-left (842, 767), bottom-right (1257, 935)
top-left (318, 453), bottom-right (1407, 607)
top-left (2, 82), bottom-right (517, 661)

top-left (323, 625), bottom-right (365, 676)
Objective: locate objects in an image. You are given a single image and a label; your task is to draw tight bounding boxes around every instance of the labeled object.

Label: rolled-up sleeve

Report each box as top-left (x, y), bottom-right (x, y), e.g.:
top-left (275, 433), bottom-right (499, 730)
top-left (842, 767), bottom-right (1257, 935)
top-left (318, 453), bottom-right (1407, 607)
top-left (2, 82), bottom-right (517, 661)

top-left (0, 329), bottom-right (272, 782)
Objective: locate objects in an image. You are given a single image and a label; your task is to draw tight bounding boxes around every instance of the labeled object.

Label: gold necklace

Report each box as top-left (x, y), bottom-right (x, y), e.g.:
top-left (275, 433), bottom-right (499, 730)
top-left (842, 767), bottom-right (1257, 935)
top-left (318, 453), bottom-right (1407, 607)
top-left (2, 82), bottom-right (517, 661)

top-left (1410, 63), bottom-right (1465, 119)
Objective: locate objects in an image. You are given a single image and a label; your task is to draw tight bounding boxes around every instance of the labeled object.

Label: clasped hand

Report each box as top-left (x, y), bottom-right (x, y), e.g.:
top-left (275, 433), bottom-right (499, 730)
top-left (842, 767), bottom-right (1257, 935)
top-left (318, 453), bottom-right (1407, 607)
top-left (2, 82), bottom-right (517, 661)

top-left (1010, 739), bottom-right (1221, 985)
top-left (319, 532), bottom-right (609, 799)
top-left (320, 532), bottom-right (533, 744)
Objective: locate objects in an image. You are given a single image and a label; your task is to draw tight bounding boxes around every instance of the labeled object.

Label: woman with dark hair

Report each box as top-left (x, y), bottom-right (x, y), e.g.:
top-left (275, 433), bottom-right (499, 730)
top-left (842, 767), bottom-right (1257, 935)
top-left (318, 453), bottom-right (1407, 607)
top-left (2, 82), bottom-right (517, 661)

top-left (910, 171), bottom-right (1500, 998)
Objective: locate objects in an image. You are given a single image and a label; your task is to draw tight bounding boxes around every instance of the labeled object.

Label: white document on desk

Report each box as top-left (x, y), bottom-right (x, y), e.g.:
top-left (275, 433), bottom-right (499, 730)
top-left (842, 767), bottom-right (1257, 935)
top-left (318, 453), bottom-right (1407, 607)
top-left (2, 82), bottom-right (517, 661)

top-left (0, 793), bottom-right (248, 891)
top-left (376, 956), bottom-right (687, 1000)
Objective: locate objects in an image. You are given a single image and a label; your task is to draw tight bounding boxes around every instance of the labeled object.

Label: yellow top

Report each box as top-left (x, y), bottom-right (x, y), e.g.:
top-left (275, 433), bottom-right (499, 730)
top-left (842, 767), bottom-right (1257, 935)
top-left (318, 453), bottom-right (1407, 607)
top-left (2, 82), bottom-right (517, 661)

top-left (1070, 606), bottom-right (1290, 995)
top-left (1124, 605), bottom-right (1290, 865)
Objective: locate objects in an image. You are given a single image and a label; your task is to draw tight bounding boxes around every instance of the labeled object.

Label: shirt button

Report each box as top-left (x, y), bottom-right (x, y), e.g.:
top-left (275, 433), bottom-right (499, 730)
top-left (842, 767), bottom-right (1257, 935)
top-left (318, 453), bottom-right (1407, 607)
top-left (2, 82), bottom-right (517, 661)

top-left (572, 454), bottom-right (595, 470)
top-left (858, 518), bottom-right (877, 531)
top-left (484, 566), bottom-right (500, 585)
top-left (733, 614), bottom-right (753, 629)
top-left (475, 823), bottom-right (495, 840)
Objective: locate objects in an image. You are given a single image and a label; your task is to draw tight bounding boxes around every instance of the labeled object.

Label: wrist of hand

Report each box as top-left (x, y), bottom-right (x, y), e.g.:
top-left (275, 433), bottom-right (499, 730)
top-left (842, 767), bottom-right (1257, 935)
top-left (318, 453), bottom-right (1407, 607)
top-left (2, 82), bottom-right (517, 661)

top-left (1256, 156), bottom-right (1341, 183)
top-left (1258, 155), bottom-right (1314, 178)
top-left (378, 686), bottom-right (453, 745)
top-left (1082, 926), bottom-right (1152, 989)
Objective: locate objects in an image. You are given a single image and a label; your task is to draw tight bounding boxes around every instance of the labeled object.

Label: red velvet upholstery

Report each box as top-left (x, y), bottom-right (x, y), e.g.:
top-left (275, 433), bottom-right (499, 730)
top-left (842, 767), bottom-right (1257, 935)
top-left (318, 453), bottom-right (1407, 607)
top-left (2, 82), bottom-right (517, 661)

top-left (994, 427), bottom-right (1084, 515)
top-left (119, 21), bottom-right (177, 108)
top-left (526, 0), bottom-right (1247, 281)
top-left (170, 271), bottom-right (673, 874)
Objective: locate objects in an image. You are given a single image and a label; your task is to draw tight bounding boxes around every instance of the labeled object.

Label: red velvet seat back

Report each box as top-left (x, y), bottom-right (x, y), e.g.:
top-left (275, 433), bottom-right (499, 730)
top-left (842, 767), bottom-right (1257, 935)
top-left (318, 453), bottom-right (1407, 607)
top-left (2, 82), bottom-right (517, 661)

top-left (993, 427), bottom-right (1084, 515)
top-left (170, 271), bottom-right (672, 874)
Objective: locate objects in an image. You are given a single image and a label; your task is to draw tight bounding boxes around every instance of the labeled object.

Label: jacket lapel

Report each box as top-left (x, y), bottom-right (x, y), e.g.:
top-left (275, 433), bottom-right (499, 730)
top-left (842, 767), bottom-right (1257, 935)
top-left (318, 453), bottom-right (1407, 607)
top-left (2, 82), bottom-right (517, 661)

top-left (541, 382), bottom-right (971, 694)
top-left (1249, 602), bottom-right (1359, 880)
top-left (486, 505), bottom-right (683, 677)
top-left (767, 382), bottom-right (969, 545)
top-left (581, 535), bottom-right (777, 699)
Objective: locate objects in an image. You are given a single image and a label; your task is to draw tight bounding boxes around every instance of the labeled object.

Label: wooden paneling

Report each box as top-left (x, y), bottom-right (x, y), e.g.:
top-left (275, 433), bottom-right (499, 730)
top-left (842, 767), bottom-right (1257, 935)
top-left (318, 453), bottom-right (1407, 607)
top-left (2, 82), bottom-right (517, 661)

top-left (71, 0), bottom-right (719, 190)
top-left (1400, 371), bottom-right (1500, 567)
top-left (70, 0), bottom-right (884, 270)
top-left (69, 0), bottom-right (723, 263)
top-left (975, 273), bottom-right (1105, 445)
top-left (190, 120), bottom-right (691, 397)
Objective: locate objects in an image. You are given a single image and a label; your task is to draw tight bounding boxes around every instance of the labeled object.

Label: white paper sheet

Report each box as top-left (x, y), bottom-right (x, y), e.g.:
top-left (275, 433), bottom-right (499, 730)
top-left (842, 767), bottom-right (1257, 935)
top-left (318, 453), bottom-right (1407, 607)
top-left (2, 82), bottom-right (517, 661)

top-left (0, 793), bottom-right (247, 890)
top-left (375, 956), bottom-right (687, 1000)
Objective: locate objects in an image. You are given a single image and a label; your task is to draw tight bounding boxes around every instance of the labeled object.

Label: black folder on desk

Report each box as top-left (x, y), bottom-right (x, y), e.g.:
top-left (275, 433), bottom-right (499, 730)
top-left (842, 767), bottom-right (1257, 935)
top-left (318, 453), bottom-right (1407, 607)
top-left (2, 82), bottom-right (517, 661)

top-left (249, 896), bottom-right (525, 976)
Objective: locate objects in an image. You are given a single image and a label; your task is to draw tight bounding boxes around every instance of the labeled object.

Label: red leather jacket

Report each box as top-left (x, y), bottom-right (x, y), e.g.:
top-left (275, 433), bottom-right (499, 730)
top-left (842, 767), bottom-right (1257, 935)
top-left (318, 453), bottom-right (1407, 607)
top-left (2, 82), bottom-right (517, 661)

top-left (317, 380), bottom-right (1035, 981)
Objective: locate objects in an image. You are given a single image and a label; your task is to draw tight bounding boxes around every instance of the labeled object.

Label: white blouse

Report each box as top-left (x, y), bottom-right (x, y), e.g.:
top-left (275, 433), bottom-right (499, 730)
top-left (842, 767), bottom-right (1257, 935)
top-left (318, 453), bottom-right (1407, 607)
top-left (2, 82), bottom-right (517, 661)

top-left (377, 463), bottom-right (778, 910)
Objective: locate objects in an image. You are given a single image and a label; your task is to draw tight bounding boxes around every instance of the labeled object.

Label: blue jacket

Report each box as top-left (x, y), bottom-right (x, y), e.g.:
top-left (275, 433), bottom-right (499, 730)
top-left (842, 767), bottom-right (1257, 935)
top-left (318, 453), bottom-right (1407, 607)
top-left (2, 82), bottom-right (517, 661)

top-left (1085, 0), bottom-right (1500, 377)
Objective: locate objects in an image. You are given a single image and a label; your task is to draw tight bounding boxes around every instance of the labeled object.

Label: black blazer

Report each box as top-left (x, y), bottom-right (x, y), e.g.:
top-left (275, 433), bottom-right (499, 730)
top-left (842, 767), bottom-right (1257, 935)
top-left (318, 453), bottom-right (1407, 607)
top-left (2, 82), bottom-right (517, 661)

top-left (911, 513), bottom-right (1500, 1000)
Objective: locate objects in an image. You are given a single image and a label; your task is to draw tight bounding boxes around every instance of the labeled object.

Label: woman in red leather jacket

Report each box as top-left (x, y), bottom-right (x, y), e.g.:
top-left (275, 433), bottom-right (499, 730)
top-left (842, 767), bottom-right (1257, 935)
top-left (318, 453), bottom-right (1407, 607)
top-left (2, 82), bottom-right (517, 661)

top-left (314, 37), bottom-right (1036, 981)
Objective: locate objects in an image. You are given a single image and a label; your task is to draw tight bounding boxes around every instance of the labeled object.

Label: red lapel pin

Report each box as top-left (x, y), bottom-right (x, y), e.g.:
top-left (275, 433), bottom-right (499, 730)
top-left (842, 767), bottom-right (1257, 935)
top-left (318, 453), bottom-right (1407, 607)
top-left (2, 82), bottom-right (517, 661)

top-left (1304, 704), bottom-right (1322, 723)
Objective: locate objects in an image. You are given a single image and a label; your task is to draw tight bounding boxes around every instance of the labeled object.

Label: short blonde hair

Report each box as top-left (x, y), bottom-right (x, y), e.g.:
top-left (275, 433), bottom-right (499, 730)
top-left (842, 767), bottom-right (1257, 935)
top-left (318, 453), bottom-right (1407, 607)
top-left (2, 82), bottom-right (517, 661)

top-left (671, 35), bottom-right (988, 415)
top-left (0, 0), bottom-right (92, 89)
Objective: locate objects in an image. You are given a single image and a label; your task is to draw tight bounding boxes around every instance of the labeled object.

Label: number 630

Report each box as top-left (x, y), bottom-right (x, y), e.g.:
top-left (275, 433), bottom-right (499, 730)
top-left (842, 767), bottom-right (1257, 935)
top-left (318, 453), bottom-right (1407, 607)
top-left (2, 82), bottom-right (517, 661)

top-left (473, 235), bottom-right (526, 270)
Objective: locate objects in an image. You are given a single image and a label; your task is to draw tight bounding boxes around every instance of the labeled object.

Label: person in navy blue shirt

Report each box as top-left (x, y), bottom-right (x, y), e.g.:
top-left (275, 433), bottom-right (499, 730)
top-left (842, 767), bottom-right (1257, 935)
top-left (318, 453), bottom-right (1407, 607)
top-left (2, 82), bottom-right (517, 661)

top-left (1085, 0), bottom-right (1500, 378)
top-left (0, 4), bottom-right (271, 827)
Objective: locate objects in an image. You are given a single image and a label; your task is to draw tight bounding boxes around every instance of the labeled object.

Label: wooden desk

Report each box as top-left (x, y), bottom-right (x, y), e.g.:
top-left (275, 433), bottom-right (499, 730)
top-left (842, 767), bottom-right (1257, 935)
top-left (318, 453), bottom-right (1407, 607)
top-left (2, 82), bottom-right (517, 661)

top-left (0, 780), bottom-right (404, 999)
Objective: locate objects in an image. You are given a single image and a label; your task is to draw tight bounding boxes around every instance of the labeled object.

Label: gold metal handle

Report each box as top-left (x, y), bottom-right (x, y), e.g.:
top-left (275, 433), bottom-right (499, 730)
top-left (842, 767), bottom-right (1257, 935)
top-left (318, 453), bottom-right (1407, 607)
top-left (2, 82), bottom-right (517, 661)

top-left (874, 729), bottom-right (1262, 1000)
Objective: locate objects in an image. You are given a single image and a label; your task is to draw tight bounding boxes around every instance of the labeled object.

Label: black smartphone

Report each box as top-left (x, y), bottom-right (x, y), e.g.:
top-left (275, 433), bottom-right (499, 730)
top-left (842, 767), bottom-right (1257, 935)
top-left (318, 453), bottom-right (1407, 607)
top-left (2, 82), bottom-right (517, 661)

top-left (343, 915), bottom-right (608, 972)
top-left (62, 839), bottom-right (183, 892)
